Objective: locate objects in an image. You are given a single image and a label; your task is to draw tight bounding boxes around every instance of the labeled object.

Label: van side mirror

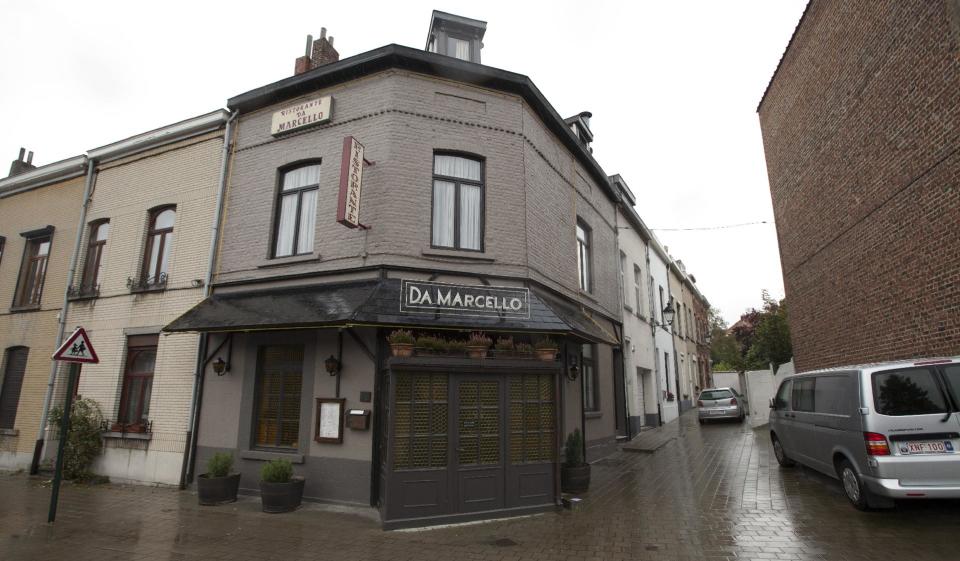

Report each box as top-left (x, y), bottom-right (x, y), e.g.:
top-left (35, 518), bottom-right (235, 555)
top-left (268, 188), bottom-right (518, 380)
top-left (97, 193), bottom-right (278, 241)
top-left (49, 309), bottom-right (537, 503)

top-left (769, 398), bottom-right (777, 410)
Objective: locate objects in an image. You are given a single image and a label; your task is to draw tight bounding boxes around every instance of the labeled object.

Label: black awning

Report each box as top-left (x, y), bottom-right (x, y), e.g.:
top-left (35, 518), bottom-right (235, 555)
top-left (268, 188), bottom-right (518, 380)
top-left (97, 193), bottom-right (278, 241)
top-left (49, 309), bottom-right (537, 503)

top-left (530, 287), bottom-right (619, 345)
top-left (164, 278), bottom-right (618, 344)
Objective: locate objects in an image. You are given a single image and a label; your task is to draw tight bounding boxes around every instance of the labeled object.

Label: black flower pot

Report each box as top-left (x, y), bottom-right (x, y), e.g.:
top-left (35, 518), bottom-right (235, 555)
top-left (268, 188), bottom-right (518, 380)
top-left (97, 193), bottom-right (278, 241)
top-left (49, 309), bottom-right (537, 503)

top-left (561, 464), bottom-right (591, 494)
top-left (197, 473), bottom-right (241, 506)
top-left (259, 477), bottom-right (305, 513)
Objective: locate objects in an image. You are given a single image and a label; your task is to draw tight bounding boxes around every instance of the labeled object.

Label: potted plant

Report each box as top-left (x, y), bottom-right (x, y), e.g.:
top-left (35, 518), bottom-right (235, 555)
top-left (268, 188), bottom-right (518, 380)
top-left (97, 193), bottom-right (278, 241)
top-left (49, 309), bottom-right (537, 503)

top-left (494, 337), bottom-right (515, 357)
top-left (415, 334), bottom-right (442, 354)
top-left (388, 329), bottom-right (415, 358)
top-left (197, 452), bottom-right (241, 505)
top-left (534, 338), bottom-right (559, 361)
top-left (259, 458), bottom-right (304, 513)
top-left (666, 391), bottom-right (675, 402)
top-left (561, 429), bottom-right (590, 493)
top-left (515, 342), bottom-right (534, 357)
top-left (446, 338), bottom-right (468, 356)
top-left (466, 332), bottom-right (492, 359)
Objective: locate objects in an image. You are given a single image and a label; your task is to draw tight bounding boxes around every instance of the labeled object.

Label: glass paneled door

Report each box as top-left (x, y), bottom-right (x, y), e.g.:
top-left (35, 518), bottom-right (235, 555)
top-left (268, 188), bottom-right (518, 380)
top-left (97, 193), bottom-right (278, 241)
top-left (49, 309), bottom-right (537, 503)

top-left (455, 378), bottom-right (504, 512)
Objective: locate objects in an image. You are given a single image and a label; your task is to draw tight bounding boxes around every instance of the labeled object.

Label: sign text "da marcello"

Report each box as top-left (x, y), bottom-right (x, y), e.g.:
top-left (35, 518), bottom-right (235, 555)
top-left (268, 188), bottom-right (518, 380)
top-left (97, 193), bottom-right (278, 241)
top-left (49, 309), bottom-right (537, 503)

top-left (400, 280), bottom-right (530, 319)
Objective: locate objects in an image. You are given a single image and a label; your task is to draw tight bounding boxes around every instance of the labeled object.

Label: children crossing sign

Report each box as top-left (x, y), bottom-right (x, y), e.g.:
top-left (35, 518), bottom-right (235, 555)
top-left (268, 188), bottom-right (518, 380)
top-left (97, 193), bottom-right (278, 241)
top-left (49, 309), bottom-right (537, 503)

top-left (52, 327), bottom-right (99, 364)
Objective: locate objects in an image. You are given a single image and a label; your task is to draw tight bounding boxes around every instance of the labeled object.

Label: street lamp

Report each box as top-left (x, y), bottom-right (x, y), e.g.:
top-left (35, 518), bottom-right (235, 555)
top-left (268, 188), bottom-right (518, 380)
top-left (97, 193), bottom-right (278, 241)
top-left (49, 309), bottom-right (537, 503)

top-left (662, 301), bottom-right (676, 328)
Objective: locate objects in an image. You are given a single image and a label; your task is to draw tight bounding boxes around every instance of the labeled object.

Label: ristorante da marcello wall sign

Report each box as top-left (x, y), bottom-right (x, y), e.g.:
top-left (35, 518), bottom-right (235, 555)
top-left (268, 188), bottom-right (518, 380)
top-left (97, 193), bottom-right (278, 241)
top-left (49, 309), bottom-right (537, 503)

top-left (400, 280), bottom-right (530, 319)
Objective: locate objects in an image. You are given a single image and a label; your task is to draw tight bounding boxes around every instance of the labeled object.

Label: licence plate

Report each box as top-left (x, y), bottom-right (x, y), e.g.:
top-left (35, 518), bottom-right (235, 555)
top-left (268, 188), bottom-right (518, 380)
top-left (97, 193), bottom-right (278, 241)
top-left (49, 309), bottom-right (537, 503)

top-left (899, 441), bottom-right (952, 455)
top-left (709, 409), bottom-right (724, 415)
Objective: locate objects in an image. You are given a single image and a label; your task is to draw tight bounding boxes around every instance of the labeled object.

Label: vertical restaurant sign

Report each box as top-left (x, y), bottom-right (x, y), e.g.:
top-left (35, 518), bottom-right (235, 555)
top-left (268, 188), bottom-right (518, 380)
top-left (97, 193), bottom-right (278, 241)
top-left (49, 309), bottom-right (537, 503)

top-left (336, 136), bottom-right (364, 228)
top-left (270, 96), bottom-right (332, 135)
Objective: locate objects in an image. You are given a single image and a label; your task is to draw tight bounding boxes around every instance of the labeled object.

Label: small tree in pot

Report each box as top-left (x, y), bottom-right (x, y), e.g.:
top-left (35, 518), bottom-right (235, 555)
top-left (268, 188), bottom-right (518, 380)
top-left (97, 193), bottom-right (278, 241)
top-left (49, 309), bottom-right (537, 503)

top-left (259, 458), bottom-right (305, 513)
top-left (197, 452), bottom-right (241, 505)
top-left (388, 329), bottom-right (415, 357)
top-left (561, 429), bottom-right (590, 493)
top-left (466, 332), bottom-right (492, 359)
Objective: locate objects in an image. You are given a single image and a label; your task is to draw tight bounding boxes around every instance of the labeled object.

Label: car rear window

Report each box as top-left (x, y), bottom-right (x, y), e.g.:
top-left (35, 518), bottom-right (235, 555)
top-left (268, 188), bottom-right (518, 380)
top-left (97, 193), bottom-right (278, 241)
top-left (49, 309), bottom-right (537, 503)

top-left (700, 390), bottom-right (733, 400)
top-left (943, 365), bottom-right (960, 404)
top-left (872, 367), bottom-right (948, 416)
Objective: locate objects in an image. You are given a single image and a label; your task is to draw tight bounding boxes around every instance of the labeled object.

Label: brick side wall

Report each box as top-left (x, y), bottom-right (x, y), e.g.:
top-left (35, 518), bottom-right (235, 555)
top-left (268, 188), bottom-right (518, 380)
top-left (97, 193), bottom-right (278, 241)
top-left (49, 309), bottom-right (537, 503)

top-left (759, 1), bottom-right (960, 370)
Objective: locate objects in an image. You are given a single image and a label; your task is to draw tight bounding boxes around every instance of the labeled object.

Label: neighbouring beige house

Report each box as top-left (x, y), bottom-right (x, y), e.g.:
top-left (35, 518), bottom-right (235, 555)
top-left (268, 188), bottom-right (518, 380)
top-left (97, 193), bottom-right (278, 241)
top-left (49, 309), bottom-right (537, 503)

top-left (0, 153), bottom-right (87, 470)
top-left (58, 111), bottom-right (229, 485)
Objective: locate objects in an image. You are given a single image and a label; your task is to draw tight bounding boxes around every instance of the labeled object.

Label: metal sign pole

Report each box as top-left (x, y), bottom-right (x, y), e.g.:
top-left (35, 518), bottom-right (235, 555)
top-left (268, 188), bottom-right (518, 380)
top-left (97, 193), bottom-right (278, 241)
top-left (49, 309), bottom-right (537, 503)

top-left (48, 362), bottom-right (80, 524)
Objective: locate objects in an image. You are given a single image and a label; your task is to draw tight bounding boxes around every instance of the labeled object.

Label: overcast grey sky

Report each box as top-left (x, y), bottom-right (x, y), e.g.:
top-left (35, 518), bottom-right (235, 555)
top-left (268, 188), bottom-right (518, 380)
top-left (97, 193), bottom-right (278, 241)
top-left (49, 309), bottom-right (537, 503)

top-left (0, 0), bottom-right (807, 324)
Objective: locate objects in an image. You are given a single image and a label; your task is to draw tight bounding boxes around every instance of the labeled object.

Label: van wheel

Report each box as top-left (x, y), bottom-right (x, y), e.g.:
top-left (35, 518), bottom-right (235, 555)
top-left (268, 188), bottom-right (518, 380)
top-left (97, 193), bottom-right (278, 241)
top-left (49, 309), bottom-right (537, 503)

top-left (837, 459), bottom-right (871, 511)
top-left (771, 434), bottom-right (795, 467)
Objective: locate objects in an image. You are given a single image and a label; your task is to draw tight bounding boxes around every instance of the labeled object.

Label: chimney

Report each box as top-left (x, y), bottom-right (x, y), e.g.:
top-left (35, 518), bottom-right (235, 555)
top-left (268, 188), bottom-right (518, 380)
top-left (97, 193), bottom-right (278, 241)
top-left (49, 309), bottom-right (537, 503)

top-left (294, 34), bottom-right (313, 75)
top-left (8, 147), bottom-right (36, 178)
top-left (310, 27), bottom-right (339, 69)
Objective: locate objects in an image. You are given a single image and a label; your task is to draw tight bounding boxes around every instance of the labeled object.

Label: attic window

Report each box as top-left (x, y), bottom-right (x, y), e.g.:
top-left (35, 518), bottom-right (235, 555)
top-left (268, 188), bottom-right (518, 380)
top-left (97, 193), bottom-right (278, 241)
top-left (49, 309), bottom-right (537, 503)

top-left (448, 36), bottom-right (471, 61)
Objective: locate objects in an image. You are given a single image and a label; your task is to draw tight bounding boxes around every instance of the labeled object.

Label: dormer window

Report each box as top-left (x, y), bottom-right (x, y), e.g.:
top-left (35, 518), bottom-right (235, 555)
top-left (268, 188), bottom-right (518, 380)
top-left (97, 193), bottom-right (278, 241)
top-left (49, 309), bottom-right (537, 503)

top-left (424, 10), bottom-right (486, 64)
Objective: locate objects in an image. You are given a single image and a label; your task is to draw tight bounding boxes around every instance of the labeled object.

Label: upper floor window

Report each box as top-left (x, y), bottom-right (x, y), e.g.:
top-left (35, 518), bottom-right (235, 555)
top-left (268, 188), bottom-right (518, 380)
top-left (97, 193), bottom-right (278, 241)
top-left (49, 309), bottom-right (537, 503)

top-left (576, 221), bottom-right (591, 292)
top-left (619, 252), bottom-right (628, 308)
top-left (80, 220), bottom-right (109, 292)
top-left (274, 163), bottom-right (320, 257)
top-left (432, 154), bottom-right (483, 251)
top-left (633, 265), bottom-right (643, 315)
top-left (14, 233), bottom-right (51, 308)
top-left (658, 286), bottom-right (665, 325)
top-left (448, 36), bottom-right (471, 61)
top-left (142, 207), bottom-right (175, 287)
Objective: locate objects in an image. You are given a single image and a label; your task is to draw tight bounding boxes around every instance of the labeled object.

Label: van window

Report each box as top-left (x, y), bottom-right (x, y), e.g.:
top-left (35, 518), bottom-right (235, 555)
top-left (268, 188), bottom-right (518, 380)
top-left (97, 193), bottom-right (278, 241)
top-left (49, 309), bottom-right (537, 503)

top-left (792, 378), bottom-right (815, 412)
top-left (872, 367), bottom-right (948, 416)
top-left (774, 380), bottom-right (792, 410)
top-left (700, 389), bottom-right (733, 400)
top-left (943, 365), bottom-right (960, 405)
top-left (814, 375), bottom-right (851, 415)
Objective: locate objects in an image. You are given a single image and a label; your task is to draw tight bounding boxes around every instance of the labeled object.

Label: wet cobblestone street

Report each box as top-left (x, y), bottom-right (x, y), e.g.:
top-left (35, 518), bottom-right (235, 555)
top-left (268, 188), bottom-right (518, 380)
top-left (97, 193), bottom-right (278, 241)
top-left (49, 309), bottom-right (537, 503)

top-left (3, 412), bottom-right (959, 560)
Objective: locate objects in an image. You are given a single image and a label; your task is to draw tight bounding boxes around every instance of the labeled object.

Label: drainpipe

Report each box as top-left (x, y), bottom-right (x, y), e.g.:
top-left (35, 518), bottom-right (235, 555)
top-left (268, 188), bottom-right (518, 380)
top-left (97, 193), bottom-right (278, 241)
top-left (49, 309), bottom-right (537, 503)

top-left (31, 158), bottom-right (96, 474)
top-left (180, 110), bottom-right (238, 489)
top-left (612, 204), bottom-right (632, 440)
top-left (665, 261), bottom-right (681, 414)
top-left (647, 244), bottom-right (662, 426)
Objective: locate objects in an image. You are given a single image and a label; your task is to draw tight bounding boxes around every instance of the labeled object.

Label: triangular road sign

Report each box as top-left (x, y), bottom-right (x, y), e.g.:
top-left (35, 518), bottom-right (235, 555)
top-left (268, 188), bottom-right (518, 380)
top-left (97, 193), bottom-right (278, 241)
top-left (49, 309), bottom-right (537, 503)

top-left (52, 327), bottom-right (99, 364)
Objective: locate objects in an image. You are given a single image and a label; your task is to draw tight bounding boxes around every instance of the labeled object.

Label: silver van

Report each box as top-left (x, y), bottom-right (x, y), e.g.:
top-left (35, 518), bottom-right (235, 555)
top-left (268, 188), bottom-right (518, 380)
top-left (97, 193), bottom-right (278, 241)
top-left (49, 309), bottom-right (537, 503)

top-left (769, 357), bottom-right (960, 510)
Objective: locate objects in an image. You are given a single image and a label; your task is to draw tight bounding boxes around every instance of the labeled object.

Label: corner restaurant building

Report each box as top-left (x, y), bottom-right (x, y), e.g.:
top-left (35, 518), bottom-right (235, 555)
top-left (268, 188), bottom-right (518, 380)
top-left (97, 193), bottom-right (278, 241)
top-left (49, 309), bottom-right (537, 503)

top-left (167, 26), bottom-right (628, 528)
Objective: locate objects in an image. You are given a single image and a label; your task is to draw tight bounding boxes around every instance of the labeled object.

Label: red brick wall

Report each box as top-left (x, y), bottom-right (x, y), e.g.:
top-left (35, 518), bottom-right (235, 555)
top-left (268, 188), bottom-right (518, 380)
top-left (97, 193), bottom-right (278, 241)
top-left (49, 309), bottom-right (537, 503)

top-left (758, 1), bottom-right (960, 371)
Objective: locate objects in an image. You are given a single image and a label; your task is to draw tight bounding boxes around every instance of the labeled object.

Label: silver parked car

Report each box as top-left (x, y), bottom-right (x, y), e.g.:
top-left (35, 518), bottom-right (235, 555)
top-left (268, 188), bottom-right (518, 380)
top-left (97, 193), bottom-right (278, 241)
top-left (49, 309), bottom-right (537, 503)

top-left (769, 357), bottom-right (960, 510)
top-left (697, 387), bottom-right (745, 424)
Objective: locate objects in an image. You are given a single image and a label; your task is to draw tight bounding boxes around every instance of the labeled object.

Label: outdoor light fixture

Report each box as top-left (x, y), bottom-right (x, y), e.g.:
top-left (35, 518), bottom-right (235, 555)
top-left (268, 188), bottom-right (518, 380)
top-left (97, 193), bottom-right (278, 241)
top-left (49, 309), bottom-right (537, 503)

top-left (662, 301), bottom-right (676, 328)
top-left (212, 357), bottom-right (228, 376)
top-left (324, 354), bottom-right (341, 376)
top-left (566, 356), bottom-right (580, 381)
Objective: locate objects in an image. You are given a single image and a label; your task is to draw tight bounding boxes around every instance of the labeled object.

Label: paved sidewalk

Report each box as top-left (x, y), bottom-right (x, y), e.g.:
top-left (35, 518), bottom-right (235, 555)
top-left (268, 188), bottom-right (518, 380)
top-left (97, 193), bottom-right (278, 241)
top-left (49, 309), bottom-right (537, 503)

top-left (3, 412), bottom-right (960, 560)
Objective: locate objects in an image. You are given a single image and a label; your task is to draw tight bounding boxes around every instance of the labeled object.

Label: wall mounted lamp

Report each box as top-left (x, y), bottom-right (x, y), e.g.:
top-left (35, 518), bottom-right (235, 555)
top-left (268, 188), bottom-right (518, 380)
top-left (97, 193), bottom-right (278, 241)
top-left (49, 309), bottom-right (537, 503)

top-left (212, 357), bottom-right (229, 376)
top-left (324, 354), bottom-right (342, 376)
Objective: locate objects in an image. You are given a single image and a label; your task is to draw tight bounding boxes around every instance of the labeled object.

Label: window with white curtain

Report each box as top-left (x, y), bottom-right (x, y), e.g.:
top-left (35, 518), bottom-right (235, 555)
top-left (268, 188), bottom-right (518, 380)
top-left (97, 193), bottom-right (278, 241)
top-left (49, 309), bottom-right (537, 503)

top-left (576, 220), bottom-right (591, 292)
top-left (447, 36), bottom-right (471, 61)
top-left (274, 163), bottom-right (320, 257)
top-left (432, 154), bottom-right (483, 251)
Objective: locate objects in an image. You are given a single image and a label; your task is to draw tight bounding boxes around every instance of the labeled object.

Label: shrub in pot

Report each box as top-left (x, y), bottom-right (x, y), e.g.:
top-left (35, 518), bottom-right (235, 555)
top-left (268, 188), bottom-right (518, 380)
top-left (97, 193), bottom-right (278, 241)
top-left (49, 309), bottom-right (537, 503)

top-left (388, 329), bottom-right (415, 357)
top-left (494, 337), bottom-right (515, 357)
top-left (259, 458), bottom-right (304, 513)
top-left (197, 452), bottom-right (241, 505)
top-left (560, 429), bottom-right (590, 493)
top-left (466, 332), bottom-right (492, 359)
top-left (534, 338), bottom-right (559, 361)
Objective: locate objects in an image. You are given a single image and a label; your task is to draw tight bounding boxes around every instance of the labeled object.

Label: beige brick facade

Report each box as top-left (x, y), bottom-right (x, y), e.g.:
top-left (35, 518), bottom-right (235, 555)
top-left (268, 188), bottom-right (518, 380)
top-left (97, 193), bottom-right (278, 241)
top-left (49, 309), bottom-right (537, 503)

top-left (63, 131), bottom-right (224, 484)
top-left (0, 175), bottom-right (85, 467)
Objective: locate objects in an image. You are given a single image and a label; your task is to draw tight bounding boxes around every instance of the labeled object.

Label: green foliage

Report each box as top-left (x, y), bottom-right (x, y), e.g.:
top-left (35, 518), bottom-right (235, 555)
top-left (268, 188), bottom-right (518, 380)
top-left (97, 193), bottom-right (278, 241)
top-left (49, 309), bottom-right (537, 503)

top-left (49, 398), bottom-right (104, 481)
top-left (206, 452), bottom-right (234, 478)
top-left (710, 292), bottom-right (793, 373)
top-left (534, 337), bottom-right (558, 350)
top-left (415, 335), bottom-right (444, 351)
top-left (467, 331), bottom-right (492, 347)
top-left (515, 342), bottom-right (534, 354)
top-left (494, 337), bottom-right (515, 351)
top-left (387, 329), bottom-right (415, 345)
top-left (260, 458), bottom-right (294, 483)
top-left (563, 429), bottom-right (584, 466)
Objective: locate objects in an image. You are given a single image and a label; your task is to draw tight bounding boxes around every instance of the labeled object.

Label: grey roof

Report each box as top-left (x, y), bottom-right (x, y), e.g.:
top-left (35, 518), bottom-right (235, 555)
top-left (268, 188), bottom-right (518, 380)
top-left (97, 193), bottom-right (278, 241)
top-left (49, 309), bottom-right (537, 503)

top-left (164, 278), bottom-right (617, 344)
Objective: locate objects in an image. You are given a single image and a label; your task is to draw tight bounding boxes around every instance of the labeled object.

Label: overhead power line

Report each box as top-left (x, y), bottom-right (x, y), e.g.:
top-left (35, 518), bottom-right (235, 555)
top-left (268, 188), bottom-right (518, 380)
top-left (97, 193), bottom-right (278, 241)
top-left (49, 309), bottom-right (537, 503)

top-left (650, 220), bottom-right (772, 232)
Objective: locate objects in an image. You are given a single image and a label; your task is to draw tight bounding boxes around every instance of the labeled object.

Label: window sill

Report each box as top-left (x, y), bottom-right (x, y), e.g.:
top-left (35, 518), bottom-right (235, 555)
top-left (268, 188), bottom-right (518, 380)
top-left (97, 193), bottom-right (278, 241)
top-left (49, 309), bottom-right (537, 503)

top-left (0, 428), bottom-right (20, 437)
top-left (421, 249), bottom-right (494, 262)
top-left (68, 293), bottom-right (100, 302)
top-left (258, 254), bottom-right (321, 269)
top-left (240, 449), bottom-right (305, 464)
top-left (102, 431), bottom-right (152, 441)
top-left (585, 411), bottom-right (602, 419)
top-left (130, 285), bottom-right (167, 295)
top-left (9, 305), bottom-right (41, 313)
top-left (623, 305), bottom-right (633, 313)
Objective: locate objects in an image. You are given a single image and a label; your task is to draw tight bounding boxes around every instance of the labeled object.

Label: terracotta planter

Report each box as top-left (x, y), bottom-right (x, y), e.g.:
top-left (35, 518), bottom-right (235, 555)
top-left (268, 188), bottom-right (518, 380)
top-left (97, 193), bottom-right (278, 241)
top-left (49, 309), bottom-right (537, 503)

top-left (197, 473), bottom-right (241, 505)
top-left (536, 348), bottom-right (558, 361)
top-left (390, 343), bottom-right (414, 358)
top-left (561, 463), bottom-right (591, 494)
top-left (260, 477), bottom-right (305, 513)
top-left (466, 345), bottom-right (489, 359)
